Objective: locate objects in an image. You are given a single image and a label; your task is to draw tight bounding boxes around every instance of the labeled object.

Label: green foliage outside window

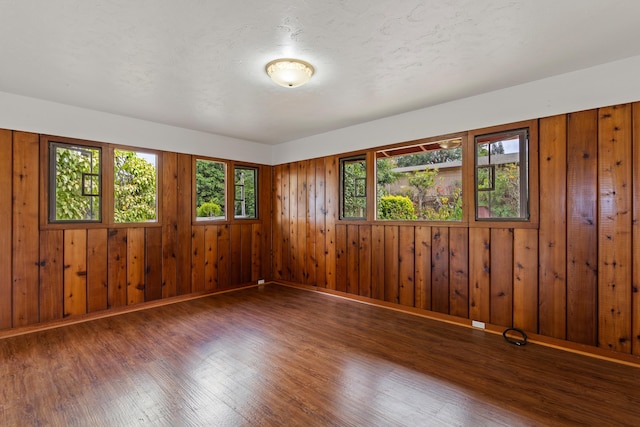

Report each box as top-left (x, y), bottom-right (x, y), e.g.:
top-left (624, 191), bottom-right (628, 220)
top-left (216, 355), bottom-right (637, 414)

top-left (196, 159), bottom-right (226, 220)
top-left (341, 157), bottom-right (367, 219)
top-left (376, 144), bottom-right (463, 221)
top-left (196, 201), bottom-right (223, 218)
top-left (234, 166), bottom-right (257, 219)
top-left (396, 147), bottom-right (462, 167)
top-left (113, 149), bottom-right (157, 223)
top-left (378, 195), bottom-right (416, 220)
top-left (475, 130), bottom-right (527, 220)
top-left (52, 144), bottom-right (157, 223)
top-left (423, 184), bottom-right (463, 221)
top-left (476, 162), bottom-right (521, 218)
top-left (408, 169), bottom-right (436, 214)
top-left (53, 144), bottom-right (101, 221)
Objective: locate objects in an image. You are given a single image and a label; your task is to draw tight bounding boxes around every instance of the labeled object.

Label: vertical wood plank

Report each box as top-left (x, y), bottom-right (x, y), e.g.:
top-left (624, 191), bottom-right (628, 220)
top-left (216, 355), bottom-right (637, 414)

top-left (0, 129), bottom-right (12, 329)
top-left (251, 223), bottom-right (262, 282)
top-left (144, 227), bottom-right (163, 302)
top-left (371, 225), bottom-right (385, 300)
top-left (490, 228), bottom-right (514, 327)
top-left (335, 224), bottom-right (347, 292)
top-left (39, 230), bottom-right (63, 322)
top-left (63, 229), bottom-right (87, 317)
top-left (633, 102), bottom-right (640, 355)
top-left (566, 109), bottom-right (598, 345)
top-left (241, 223), bottom-right (252, 284)
top-left (281, 164), bottom-right (291, 281)
top-left (306, 159), bottom-right (317, 285)
top-left (431, 227), bottom-right (449, 314)
top-left (217, 225), bottom-right (230, 289)
top-left (259, 165), bottom-right (273, 281)
top-left (449, 228), bottom-right (469, 318)
top-left (325, 157), bottom-right (338, 290)
top-left (230, 224), bottom-right (242, 286)
top-left (345, 224), bottom-right (359, 294)
top-left (289, 162), bottom-right (299, 282)
top-left (358, 225), bottom-right (372, 298)
top-left (12, 131), bottom-right (40, 327)
top-left (414, 226), bottom-right (432, 310)
top-left (598, 104), bottom-right (632, 353)
top-left (513, 228), bottom-right (539, 332)
top-left (469, 228), bottom-right (490, 323)
top-left (398, 226), bottom-right (415, 307)
top-left (161, 151), bottom-right (178, 299)
top-left (191, 226), bottom-right (205, 292)
top-left (87, 228), bottom-right (108, 312)
top-left (107, 229), bottom-right (127, 308)
top-left (539, 115), bottom-right (568, 339)
top-left (315, 159), bottom-right (327, 287)
top-left (205, 225), bottom-right (219, 290)
top-left (127, 228), bottom-right (145, 305)
top-left (384, 226), bottom-right (399, 304)
top-left (297, 161), bottom-right (308, 283)
top-left (176, 153), bottom-right (192, 295)
top-left (273, 165), bottom-right (284, 280)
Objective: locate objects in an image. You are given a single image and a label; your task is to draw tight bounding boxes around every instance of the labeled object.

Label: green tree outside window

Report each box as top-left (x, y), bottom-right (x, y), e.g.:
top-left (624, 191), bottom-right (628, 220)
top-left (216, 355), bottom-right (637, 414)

top-left (113, 149), bottom-right (157, 223)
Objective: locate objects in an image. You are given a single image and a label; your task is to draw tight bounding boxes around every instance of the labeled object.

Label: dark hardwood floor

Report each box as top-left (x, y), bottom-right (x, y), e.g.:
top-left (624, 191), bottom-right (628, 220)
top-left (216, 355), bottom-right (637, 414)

top-left (1, 283), bottom-right (639, 426)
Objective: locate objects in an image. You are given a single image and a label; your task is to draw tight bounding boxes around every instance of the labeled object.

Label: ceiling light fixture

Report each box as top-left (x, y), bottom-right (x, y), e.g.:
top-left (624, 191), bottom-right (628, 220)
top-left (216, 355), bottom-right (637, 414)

top-left (438, 138), bottom-right (462, 149)
top-left (265, 58), bottom-right (314, 88)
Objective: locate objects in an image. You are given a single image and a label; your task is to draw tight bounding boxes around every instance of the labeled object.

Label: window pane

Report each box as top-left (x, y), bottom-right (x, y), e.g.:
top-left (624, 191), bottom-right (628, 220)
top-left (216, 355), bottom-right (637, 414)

top-left (234, 166), bottom-right (257, 219)
top-left (195, 159), bottom-right (226, 220)
top-left (51, 143), bottom-right (101, 222)
top-left (114, 149), bottom-right (158, 223)
top-left (376, 139), bottom-right (463, 221)
top-left (340, 156), bottom-right (367, 219)
top-left (475, 129), bottom-right (528, 220)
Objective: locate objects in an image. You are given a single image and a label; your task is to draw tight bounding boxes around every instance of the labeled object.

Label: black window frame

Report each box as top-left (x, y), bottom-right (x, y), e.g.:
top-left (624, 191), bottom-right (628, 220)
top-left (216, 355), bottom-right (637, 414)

top-left (48, 141), bottom-right (102, 224)
top-left (194, 157), bottom-right (227, 222)
top-left (474, 128), bottom-right (529, 221)
top-left (339, 155), bottom-right (367, 220)
top-left (233, 165), bottom-right (259, 219)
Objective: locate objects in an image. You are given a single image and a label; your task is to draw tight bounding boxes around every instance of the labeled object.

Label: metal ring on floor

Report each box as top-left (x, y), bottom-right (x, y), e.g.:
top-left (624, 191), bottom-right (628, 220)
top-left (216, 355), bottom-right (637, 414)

top-left (503, 327), bottom-right (527, 346)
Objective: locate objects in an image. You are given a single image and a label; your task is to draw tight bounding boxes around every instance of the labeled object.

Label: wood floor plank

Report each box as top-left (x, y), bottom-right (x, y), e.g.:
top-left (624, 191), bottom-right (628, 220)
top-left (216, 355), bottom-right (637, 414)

top-left (1, 284), bottom-right (638, 426)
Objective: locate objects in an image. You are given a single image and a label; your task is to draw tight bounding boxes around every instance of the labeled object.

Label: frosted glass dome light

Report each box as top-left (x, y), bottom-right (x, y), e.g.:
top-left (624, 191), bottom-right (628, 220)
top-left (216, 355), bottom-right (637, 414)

top-left (266, 58), bottom-right (314, 88)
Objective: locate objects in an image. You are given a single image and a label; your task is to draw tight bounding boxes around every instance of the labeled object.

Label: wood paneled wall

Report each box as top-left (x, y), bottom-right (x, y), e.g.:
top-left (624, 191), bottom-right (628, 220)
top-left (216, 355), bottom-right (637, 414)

top-left (0, 131), bottom-right (272, 331)
top-left (2, 101), bottom-right (640, 359)
top-left (272, 102), bottom-right (640, 357)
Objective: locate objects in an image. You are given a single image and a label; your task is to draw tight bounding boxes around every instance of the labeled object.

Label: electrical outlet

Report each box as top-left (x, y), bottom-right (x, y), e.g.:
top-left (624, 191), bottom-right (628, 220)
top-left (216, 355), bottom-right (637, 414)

top-left (472, 320), bottom-right (486, 329)
top-left (258, 279), bottom-right (265, 284)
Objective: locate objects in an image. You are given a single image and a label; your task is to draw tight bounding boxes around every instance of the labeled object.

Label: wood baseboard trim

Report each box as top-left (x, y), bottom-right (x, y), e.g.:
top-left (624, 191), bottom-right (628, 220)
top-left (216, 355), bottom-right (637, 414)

top-left (0, 284), bottom-right (260, 341)
top-left (275, 281), bottom-right (640, 368)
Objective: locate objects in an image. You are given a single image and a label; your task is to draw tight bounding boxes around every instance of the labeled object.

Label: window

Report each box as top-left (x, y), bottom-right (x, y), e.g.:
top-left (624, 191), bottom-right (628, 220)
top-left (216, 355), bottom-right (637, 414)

top-left (49, 142), bottom-right (101, 222)
top-left (376, 138), bottom-right (463, 221)
top-left (475, 128), bottom-right (528, 220)
top-left (45, 136), bottom-right (161, 226)
top-left (195, 159), bottom-right (226, 221)
top-left (340, 156), bottom-right (367, 219)
top-left (234, 166), bottom-right (257, 219)
top-left (113, 149), bottom-right (158, 223)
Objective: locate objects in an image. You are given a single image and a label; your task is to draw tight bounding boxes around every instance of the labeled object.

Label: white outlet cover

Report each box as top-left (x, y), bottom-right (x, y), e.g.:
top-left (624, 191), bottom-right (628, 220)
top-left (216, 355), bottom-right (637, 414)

top-left (472, 320), bottom-right (486, 329)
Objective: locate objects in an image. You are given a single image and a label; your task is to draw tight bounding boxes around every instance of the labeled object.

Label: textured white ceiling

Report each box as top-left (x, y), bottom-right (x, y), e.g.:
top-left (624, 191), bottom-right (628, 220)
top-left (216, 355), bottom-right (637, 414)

top-left (1, 0), bottom-right (639, 145)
